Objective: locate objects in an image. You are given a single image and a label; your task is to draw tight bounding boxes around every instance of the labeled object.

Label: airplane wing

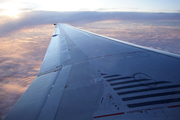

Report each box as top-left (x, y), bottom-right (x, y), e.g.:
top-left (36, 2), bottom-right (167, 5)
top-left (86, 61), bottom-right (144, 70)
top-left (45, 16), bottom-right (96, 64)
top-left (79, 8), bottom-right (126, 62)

top-left (4, 24), bottom-right (180, 120)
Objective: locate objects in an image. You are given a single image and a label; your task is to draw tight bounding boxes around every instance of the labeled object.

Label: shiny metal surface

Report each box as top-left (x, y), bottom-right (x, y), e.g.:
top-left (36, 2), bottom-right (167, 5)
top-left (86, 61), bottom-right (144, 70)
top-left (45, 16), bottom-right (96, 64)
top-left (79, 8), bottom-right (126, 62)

top-left (4, 24), bottom-right (180, 120)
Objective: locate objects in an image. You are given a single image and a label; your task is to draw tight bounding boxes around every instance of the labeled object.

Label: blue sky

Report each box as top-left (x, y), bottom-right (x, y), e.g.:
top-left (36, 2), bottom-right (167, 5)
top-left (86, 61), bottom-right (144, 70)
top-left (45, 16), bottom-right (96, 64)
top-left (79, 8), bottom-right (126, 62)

top-left (0, 0), bottom-right (180, 17)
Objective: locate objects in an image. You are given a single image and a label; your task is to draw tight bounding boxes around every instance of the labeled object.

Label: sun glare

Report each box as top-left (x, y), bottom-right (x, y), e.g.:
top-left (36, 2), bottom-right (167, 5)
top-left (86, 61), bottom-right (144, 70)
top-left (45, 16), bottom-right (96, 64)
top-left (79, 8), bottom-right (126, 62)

top-left (1, 10), bottom-right (20, 18)
top-left (0, 3), bottom-right (21, 18)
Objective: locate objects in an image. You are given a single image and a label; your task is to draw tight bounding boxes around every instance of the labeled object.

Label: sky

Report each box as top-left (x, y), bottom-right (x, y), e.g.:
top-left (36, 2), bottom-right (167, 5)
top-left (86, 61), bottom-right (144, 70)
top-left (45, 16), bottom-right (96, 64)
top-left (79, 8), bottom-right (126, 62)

top-left (0, 0), bottom-right (180, 119)
top-left (0, 0), bottom-right (180, 17)
top-left (0, 0), bottom-right (180, 36)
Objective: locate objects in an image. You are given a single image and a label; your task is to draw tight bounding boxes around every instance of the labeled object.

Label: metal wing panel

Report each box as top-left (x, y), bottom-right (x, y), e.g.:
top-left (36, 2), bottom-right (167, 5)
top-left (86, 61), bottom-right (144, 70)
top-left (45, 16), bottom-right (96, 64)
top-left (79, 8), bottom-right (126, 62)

top-left (4, 23), bottom-right (180, 120)
top-left (4, 72), bottom-right (60, 120)
top-left (60, 24), bottom-right (145, 59)
top-left (69, 24), bottom-right (180, 59)
top-left (38, 27), bottom-right (61, 75)
top-left (57, 24), bottom-right (180, 119)
top-left (38, 65), bottom-right (72, 120)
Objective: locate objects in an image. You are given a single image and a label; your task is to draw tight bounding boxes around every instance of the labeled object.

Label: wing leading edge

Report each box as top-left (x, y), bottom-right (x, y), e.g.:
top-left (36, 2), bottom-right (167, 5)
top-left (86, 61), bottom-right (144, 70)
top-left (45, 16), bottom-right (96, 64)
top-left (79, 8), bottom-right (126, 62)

top-left (4, 24), bottom-right (180, 120)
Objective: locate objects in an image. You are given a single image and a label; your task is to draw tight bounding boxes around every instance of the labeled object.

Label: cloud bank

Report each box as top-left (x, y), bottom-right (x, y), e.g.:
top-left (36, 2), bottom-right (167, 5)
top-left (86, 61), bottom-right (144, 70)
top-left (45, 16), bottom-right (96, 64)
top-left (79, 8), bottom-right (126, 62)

top-left (0, 25), bottom-right (54, 119)
top-left (0, 11), bottom-right (180, 37)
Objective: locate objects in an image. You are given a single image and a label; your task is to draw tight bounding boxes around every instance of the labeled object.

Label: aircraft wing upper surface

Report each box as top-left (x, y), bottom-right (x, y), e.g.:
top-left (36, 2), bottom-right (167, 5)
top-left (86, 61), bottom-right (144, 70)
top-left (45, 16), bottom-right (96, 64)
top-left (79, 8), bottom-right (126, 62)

top-left (4, 24), bottom-right (180, 120)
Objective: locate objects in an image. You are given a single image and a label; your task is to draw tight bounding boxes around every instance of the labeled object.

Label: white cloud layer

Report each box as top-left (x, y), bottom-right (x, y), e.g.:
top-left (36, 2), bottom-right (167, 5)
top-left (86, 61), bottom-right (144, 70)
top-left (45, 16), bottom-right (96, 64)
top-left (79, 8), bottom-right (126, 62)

top-left (0, 11), bottom-right (180, 37)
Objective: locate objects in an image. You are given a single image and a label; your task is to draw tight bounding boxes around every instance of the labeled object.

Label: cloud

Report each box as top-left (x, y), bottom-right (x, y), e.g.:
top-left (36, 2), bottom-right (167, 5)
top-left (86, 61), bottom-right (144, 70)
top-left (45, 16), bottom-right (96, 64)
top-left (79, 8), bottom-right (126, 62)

top-left (0, 82), bottom-right (28, 119)
top-left (0, 9), bottom-right (4, 12)
top-left (0, 0), bottom-right (10, 3)
top-left (0, 61), bottom-right (19, 80)
top-left (96, 7), bottom-right (139, 11)
top-left (0, 11), bottom-right (180, 37)
top-left (0, 25), bottom-right (55, 119)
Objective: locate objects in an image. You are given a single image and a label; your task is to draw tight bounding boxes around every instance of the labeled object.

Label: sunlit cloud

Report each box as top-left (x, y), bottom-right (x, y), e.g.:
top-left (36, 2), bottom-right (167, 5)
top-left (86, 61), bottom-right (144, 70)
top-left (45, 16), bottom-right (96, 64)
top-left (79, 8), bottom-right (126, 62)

top-left (1, 83), bottom-right (27, 94)
top-left (0, 25), bottom-right (54, 119)
top-left (0, 3), bottom-right (21, 17)
top-left (0, 11), bottom-right (180, 38)
top-left (0, 1), bottom-right (40, 18)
